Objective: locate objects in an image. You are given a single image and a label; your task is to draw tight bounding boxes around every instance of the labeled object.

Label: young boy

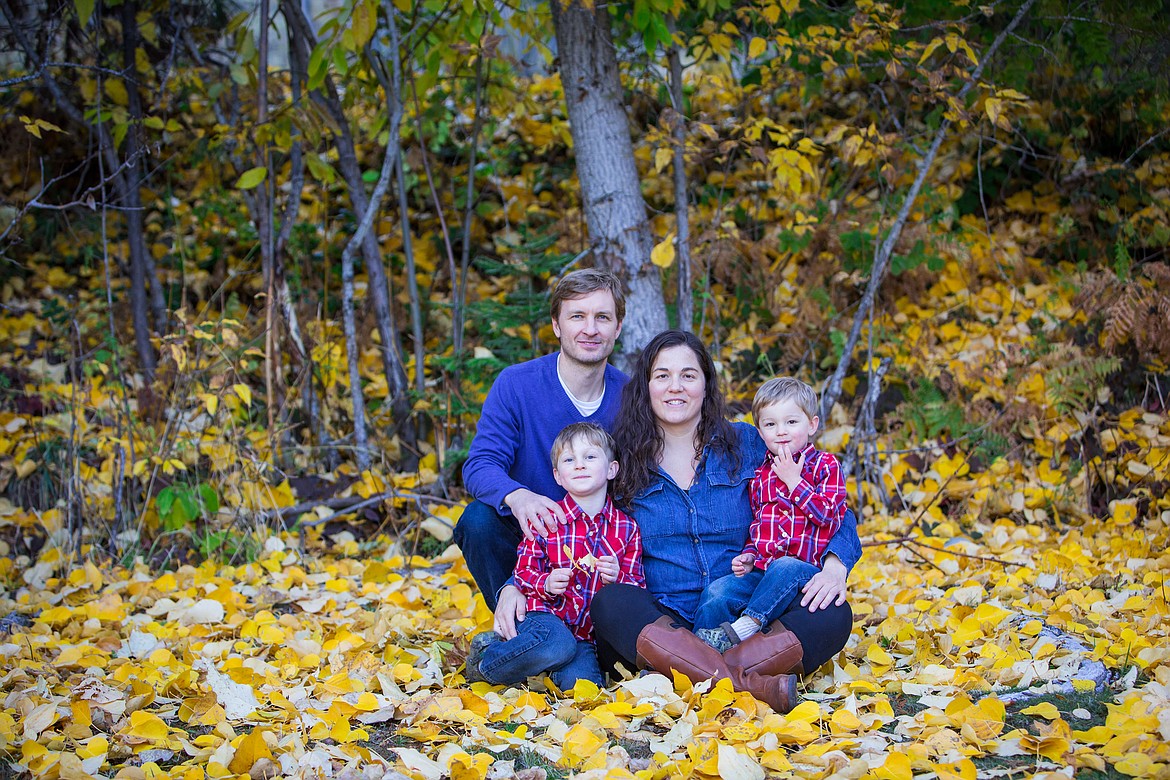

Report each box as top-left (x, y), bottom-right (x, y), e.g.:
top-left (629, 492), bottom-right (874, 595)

top-left (465, 423), bottom-right (645, 689)
top-left (694, 377), bottom-right (847, 652)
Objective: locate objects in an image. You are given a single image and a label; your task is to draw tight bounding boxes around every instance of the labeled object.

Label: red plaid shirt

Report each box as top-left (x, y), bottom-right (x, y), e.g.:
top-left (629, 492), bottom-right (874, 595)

top-left (746, 445), bottom-right (846, 568)
top-left (514, 494), bottom-right (645, 641)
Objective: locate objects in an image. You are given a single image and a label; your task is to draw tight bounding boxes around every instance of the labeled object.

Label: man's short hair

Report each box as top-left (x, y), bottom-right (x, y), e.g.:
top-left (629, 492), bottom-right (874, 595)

top-left (550, 422), bottom-right (618, 465)
top-left (549, 268), bottom-right (625, 322)
top-left (753, 377), bottom-right (820, 422)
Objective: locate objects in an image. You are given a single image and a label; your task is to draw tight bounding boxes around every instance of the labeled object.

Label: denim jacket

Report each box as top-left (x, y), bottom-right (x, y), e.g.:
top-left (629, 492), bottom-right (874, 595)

top-left (628, 422), bottom-right (863, 623)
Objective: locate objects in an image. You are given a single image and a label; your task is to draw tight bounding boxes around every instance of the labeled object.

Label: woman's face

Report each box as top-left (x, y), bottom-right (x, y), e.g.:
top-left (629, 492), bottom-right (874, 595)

top-left (649, 344), bottom-right (707, 432)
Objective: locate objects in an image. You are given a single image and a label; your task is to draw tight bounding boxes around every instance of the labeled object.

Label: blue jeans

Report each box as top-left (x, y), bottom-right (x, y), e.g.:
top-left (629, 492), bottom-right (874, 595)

top-left (479, 612), bottom-right (603, 689)
top-left (452, 500), bottom-right (523, 612)
top-left (693, 557), bottom-right (821, 630)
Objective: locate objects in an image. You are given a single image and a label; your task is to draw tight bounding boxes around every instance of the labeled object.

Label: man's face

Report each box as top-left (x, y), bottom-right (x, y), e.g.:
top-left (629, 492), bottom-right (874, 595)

top-left (552, 289), bottom-right (622, 367)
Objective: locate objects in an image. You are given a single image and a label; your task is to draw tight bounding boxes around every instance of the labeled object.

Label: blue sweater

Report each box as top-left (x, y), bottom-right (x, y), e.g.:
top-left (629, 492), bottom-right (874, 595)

top-left (463, 353), bottom-right (628, 513)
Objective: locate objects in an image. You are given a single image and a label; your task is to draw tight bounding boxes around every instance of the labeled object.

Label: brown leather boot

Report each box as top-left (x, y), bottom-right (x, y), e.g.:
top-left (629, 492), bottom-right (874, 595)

top-left (735, 666), bottom-right (799, 715)
top-left (723, 619), bottom-right (805, 677)
top-left (635, 616), bottom-right (799, 713)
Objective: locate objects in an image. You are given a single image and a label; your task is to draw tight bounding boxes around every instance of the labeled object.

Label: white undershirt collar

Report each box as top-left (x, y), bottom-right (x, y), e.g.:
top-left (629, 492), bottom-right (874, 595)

top-left (557, 353), bottom-right (604, 417)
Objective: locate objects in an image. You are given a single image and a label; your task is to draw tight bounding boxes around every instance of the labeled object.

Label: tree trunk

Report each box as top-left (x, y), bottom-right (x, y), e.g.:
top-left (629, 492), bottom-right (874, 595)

top-left (121, 0), bottom-right (169, 345)
top-left (396, 156), bottom-right (426, 395)
top-left (549, 0), bottom-right (667, 364)
top-left (119, 160), bottom-right (157, 379)
top-left (341, 236), bottom-right (369, 471)
top-left (666, 23), bottom-right (693, 332)
top-left (256, 0), bottom-right (282, 449)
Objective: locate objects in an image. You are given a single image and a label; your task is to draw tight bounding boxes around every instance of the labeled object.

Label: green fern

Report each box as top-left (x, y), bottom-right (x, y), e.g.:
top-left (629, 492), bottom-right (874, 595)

top-left (899, 378), bottom-right (972, 442)
top-left (1044, 356), bottom-right (1121, 415)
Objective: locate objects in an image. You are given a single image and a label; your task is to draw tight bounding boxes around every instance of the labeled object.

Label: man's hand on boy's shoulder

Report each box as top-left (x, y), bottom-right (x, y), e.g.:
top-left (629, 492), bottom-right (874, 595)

top-left (505, 488), bottom-right (567, 538)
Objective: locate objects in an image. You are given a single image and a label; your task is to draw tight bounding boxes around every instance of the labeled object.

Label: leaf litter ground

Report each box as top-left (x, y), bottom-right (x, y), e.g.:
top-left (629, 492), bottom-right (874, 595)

top-left (1, 499), bottom-right (1168, 780)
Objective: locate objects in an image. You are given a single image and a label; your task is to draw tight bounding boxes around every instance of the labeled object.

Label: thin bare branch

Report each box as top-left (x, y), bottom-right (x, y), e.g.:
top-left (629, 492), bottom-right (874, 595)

top-left (1123, 127), bottom-right (1170, 167)
top-left (821, 0), bottom-right (1038, 420)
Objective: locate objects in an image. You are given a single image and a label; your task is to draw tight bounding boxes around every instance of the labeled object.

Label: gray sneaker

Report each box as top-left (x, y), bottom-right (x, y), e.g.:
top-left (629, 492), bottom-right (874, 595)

top-left (464, 632), bottom-right (502, 683)
top-left (696, 627), bottom-right (734, 653)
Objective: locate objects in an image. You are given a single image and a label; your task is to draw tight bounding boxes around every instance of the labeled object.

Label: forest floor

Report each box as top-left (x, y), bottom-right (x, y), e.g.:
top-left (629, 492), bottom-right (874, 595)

top-left (0, 481), bottom-right (1167, 779)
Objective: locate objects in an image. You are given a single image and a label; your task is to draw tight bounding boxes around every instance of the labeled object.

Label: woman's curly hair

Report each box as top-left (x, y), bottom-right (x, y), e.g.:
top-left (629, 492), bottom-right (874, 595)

top-left (613, 330), bottom-right (740, 504)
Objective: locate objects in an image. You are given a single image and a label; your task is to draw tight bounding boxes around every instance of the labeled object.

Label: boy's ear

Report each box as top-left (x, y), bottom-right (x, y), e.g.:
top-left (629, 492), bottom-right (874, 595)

top-left (809, 415), bottom-right (820, 436)
top-left (607, 460), bottom-right (619, 480)
top-left (552, 467), bottom-right (564, 488)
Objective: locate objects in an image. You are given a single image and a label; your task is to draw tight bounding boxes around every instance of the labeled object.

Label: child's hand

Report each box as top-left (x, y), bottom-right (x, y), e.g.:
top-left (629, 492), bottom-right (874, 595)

top-left (731, 553), bottom-right (756, 576)
top-left (595, 555), bottom-right (619, 584)
top-left (771, 444), bottom-right (807, 490)
top-left (544, 568), bottom-right (572, 596)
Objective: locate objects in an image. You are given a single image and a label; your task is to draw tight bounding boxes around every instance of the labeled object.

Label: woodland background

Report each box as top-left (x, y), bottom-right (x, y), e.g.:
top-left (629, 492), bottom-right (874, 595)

top-left (0, 0), bottom-right (1168, 777)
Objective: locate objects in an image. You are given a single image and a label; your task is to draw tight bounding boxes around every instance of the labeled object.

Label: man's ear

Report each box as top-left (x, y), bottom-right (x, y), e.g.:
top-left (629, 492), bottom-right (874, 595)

top-left (551, 318), bottom-right (562, 340)
top-left (607, 461), bottom-right (619, 480)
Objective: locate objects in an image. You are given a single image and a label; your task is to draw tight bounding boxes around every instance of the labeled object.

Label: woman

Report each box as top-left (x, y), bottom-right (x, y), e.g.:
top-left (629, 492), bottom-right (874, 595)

top-left (591, 330), bottom-right (861, 712)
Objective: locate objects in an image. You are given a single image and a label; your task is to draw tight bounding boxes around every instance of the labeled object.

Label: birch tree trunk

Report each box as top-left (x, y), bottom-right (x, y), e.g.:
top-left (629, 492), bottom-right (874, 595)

top-left (666, 22), bottom-right (692, 332)
top-left (256, 0), bottom-right (282, 448)
top-left (549, 0), bottom-right (667, 364)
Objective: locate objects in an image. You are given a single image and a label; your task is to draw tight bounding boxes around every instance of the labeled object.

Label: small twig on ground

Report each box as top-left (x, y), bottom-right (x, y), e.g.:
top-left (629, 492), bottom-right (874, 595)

top-left (269, 487), bottom-right (462, 524)
top-left (864, 534), bottom-right (1026, 568)
top-left (284, 487), bottom-right (459, 554)
top-left (902, 544), bottom-right (945, 573)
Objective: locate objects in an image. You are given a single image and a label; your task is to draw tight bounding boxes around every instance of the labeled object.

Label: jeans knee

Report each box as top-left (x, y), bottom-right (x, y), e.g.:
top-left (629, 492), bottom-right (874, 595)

top-left (552, 644), bottom-right (603, 688)
top-left (517, 616), bottom-right (577, 665)
top-left (765, 558), bottom-right (818, 579)
top-left (453, 501), bottom-right (498, 549)
top-left (704, 571), bottom-right (756, 603)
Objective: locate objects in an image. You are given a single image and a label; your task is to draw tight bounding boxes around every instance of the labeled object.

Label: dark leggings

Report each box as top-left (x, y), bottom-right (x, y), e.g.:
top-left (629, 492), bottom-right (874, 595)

top-left (590, 583), bottom-right (853, 677)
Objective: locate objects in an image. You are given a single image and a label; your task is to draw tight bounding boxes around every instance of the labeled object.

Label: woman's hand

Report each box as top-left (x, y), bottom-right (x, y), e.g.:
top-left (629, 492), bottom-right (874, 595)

top-left (595, 555), bottom-right (619, 584)
top-left (800, 554), bottom-right (848, 612)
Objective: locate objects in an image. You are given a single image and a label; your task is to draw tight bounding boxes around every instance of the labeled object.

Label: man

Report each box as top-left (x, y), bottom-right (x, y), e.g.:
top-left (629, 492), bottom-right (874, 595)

top-left (456, 268), bottom-right (628, 636)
